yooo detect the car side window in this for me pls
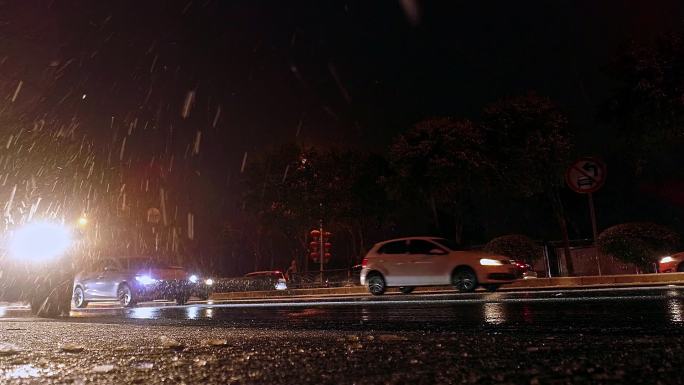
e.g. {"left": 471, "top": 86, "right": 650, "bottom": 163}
{"left": 88, "top": 260, "right": 106, "bottom": 273}
{"left": 103, "top": 259, "right": 121, "bottom": 272}
{"left": 378, "top": 241, "right": 407, "bottom": 254}
{"left": 409, "top": 240, "right": 445, "bottom": 255}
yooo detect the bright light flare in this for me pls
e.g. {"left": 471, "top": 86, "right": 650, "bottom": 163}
{"left": 77, "top": 216, "right": 88, "bottom": 227}
{"left": 660, "top": 256, "right": 675, "bottom": 264}
{"left": 135, "top": 275, "right": 157, "bottom": 285}
{"left": 9, "top": 222, "right": 72, "bottom": 262}
{"left": 480, "top": 258, "right": 504, "bottom": 266}
{"left": 189, "top": 274, "right": 199, "bottom": 283}
{"left": 204, "top": 278, "right": 214, "bottom": 286}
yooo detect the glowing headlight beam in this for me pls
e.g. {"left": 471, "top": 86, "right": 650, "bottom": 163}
{"left": 189, "top": 274, "right": 199, "bottom": 283}
{"left": 135, "top": 275, "right": 157, "bottom": 285}
{"left": 204, "top": 278, "right": 214, "bottom": 286}
{"left": 660, "top": 256, "right": 675, "bottom": 264}
{"left": 480, "top": 258, "right": 504, "bottom": 266}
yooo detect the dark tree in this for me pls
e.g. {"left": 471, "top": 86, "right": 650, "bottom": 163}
{"left": 241, "top": 144, "right": 392, "bottom": 271}
{"left": 484, "top": 234, "right": 542, "bottom": 264}
{"left": 598, "top": 222, "right": 680, "bottom": 270}
{"left": 482, "top": 93, "right": 576, "bottom": 274}
{"left": 602, "top": 29, "right": 684, "bottom": 178}
{"left": 389, "top": 118, "right": 491, "bottom": 243}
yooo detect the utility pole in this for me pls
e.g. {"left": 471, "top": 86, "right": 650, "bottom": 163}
{"left": 319, "top": 219, "right": 324, "bottom": 285}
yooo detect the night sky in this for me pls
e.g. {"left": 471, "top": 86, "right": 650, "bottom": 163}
{"left": 4, "top": 1, "right": 682, "bottom": 146}
{"left": 0, "top": 1, "right": 683, "bottom": 271}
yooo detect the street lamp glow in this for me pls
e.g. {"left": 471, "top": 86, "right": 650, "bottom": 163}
{"left": 9, "top": 222, "right": 73, "bottom": 262}
{"left": 77, "top": 216, "right": 88, "bottom": 227}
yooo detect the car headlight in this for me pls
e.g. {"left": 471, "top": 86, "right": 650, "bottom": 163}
{"left": 480, "top": 258, "right": 504, "bottom": 266}
{"left": 204, "top": 278, "right": 213, "bottom": 286}
{"left": 660, "top": 256, "right": 675, "bottom": 264}
{"left": 189, "top": 274, "right": 199, "bottom": 283}
{"left": 135, "top": 275, "right": 157, "bottom": 285}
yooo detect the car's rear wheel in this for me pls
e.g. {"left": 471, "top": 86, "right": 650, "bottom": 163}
{"left": 73, "top": 286, "right": 88, "bottom": 308}
{"left": 482, "top": 284, "right": 501, "bottom": 292}
{"left": 118, "top": 284, "right": 136, "bottom": 307}
{"left": 399, "top": 286, "right": 414, "bottom": 294}
{"left": 367, "top": 274, "right": 386, "bottom": 295}
{"left": 452, "top": 267, "right": 478, "bottom": 293}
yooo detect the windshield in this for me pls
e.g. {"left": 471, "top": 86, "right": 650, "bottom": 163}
{"left": 122, "top": 258, "right": 171, "bottom": 270}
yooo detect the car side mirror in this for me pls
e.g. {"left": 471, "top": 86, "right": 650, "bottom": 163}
{"left": 430, "top": 248, "right": 446, "bottom": 255}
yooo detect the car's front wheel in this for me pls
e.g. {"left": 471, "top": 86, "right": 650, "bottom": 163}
{"left": 73, "top": 286, "right": 88, "bottom": 308}
{"left": 118, "top": 284, "right": 136, "bottom": 307}
{"left": 367, "top": 274, "right": 386, "bottom": 295}
{"left": 452, "top": 267, "right": 478, "bottom": 293}
{"left": 399, "top": 286, "right": 414, "bottom": 294}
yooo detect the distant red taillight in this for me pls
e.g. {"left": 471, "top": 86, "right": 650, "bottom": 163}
{"left": 361, "top": 258, "right": 368, "bottom": 268}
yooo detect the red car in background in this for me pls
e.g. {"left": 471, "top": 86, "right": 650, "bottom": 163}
{"left": 512, "top": 261, "right": 537, "bottom": 279}
{"left": 658, "top": 253, "right": 684, "bottom": 273}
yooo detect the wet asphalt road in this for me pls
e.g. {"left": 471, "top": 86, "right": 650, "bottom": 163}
{"left": 1, "top": 286, "right": 684, "bottom": 384}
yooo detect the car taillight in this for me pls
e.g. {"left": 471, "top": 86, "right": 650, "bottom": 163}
{"left": 361, "top": 258, "right": 368, "bottom": 268}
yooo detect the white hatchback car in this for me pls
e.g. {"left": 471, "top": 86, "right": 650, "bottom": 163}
{"left": 360, "top": 237, "right": 517, "bottom": 294}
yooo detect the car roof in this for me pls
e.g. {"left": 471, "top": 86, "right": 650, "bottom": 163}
{"left": 374, "top": 236, "right": 444, "bottom": 246}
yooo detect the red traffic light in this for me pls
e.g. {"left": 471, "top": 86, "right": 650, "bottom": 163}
{"left": 310, "top": 229, "right": 321, "bottom": 238}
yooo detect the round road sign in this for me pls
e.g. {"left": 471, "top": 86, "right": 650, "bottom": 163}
{"left": 565, "top": 157, "right": 606, "bottom": 194}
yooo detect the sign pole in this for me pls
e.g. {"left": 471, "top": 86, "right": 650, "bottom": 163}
{"left": 566, "top": 157, "right": 606, "bottom": 277}
{"left": 319, "top": 220, "right": 324, "bottom": 285}
{"left": 587, "top": 192, "right": 601, "bottom": 276}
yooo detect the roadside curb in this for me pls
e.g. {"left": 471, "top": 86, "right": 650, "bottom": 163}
{"left": 210, "top": 273, "right": 684, "bottom": 301}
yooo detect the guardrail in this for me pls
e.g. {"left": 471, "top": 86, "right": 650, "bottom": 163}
{"left": 287, "top": 269, "right": 360, "bottom": 289}
{"left": 210, "top": 272, "right": 684, "bottom": 300}
{"left": 209, "top": 269, "right": 361, "bottom": 292}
